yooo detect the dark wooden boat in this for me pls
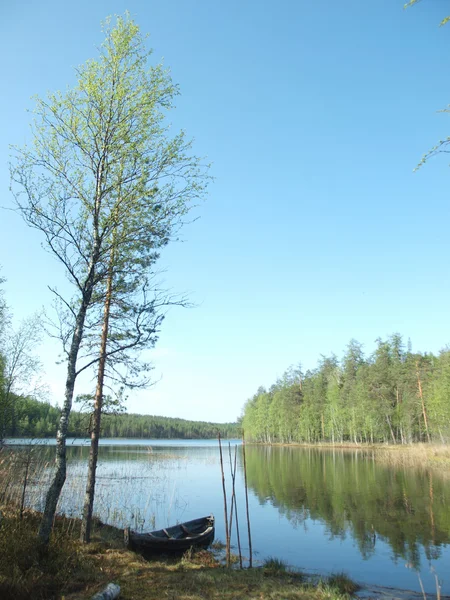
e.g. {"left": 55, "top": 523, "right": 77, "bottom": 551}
{"left": 124, "top": 515, "right": 215, "bottom": 554}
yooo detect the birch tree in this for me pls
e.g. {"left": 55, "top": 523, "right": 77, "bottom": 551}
{"left": 0, "top": 314, "right": 44, "bottom": 441}
{"left": 10, "top": 13, "right": 209, "bottom": 544}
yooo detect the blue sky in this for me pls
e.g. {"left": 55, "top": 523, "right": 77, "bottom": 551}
{"left": 1, "top": 0, "right": 450, "bottom": 422}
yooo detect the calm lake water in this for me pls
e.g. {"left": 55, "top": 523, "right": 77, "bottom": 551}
{"left": 7, "top": 439, "right": 450, "bottom": 595}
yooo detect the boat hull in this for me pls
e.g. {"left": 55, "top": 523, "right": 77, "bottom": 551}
{"left": 125, "top": 515, "right": 215, "bottom": 554}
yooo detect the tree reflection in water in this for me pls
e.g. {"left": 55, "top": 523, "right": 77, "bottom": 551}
{"left": 243, "top": 445, "right": 450, "bottom": 570}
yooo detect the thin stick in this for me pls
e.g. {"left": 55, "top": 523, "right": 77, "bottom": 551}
{"left": 227, "top": 442, "right": 242, "bottom": 566}
{"left": 228, "top": 443, "right": 234, "bottom": 542}
{"left": 218, "top": 432, "right": 230, "bottom": 566}
{"left": 230, "top": 444, "right": 243, "bottom": 568}
{"left": 242, "top": 431, "right": 253, "bottom": 567}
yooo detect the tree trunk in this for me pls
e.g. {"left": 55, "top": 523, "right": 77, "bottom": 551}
{"left": 416, "top": 363, "right": 431, "bottom": 443}
{"left": 38, "top": 292, "right": 93, "bottom": 544}
{"left": 81, "top": 254, "right": 114, "bottom": 543}
{"left": 386, "top": 415, "right": 396, "bottom": 445}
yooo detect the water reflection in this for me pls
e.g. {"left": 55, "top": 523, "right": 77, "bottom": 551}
{"left": 243, "top": 446, "right": 450, "bottom": 571}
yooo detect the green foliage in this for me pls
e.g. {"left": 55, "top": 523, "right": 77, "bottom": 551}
{"left": 242, "top": 334, "right": 450, "bottom": 445}
{"left": 10, "top": 10, "right": 209, "bottom": 395}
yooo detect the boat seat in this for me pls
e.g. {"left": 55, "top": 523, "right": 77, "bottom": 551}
{"left": 180, "top": 524, "right": 195, "bottom": 536}
{"left": 162, "top": 528, "right": 173, "bottom": 538}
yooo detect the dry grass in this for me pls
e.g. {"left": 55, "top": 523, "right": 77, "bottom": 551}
{"left": 372, "top": 444, "right": 450, "bottom": 470}
{"left": 0, "top": 508, "right": 352, "bottom": 600}
{"left": 267, "top": 442, "right": 450, "bottom": 471}
{"left": 0, "top": 509, "right": 96, "bottom": 600}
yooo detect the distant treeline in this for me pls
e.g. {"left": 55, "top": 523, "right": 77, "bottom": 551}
{"left": 242, "top": 334, "right": 450, "bottom": 445}
{"left": 3, "top": 395, "right": 239, "bottom": 439}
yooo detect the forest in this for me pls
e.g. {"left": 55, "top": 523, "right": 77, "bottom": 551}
{"left": 0, "top": 395, "right": 239, "bottom": 440}
{"left": 242, "top": 334, "right": 450, "bottom": 445}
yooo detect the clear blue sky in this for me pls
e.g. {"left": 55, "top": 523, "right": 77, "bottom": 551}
{"left": 1, "top": 0, "right": 450, "bottom": 422}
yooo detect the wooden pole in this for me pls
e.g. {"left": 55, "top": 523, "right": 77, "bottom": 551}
{"left": 241, "top": 431, "right": 253, "bottom": 567}
{"left": 416, "top": 361, "right": 431, "bottom": 443}
{"left": 228, "top": 443, "right": 234, "bottom": 543}
{"left": 218, "top": 432, "right": 230, "bottom": 566}
{"left": 229, "top": 443, "right": 243, "bottom": 568}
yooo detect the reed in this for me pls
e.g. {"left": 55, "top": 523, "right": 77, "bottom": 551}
{"left": 373, "top": 443, "right": 450, "bottom": 470}
{"left": 0, "top": 445, "right": 186, "bottom": 533}
{"left": 326, "top": 571, "right": 360, "bottom": 595}
{"left": 263, "top": 556, "right": 289, "bottom": 573}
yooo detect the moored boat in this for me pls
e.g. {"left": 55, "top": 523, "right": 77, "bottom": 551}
{"left": 124, "top": 515, "right": 215, "bottom": 553}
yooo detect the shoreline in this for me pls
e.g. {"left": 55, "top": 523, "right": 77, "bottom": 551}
{"left": 242, "top": 441, "right": 450, "bottom": 470}
{"left": 0, "top": 506, "right": 357, "bottom": 600}
{"left": 1, "top": 506, "right": 446, "bottom": 600}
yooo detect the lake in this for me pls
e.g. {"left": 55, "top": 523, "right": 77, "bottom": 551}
{"left": 6, "top": 439, "right": 450, "bottom": 595}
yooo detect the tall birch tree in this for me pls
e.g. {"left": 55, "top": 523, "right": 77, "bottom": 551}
{"left": 10, "top": 13, "right": 209, "bottom": 544}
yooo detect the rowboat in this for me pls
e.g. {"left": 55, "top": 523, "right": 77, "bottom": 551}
{"left": 124, "top": 515, "right": 215, "bottom": 553}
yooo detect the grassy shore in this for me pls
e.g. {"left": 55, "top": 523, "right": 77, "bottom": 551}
{"left": 261, "top": 442, "right": 450, "bottom": 470}
{"left": 0, "top": 508, "right": 357, "bottom": 600}
{"left": 371, "top": 443, "right": 450, "bottom": 470}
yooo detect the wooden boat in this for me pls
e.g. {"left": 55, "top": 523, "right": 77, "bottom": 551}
{"left": 124, "top": 515, "right": 215, "bottom": 554}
